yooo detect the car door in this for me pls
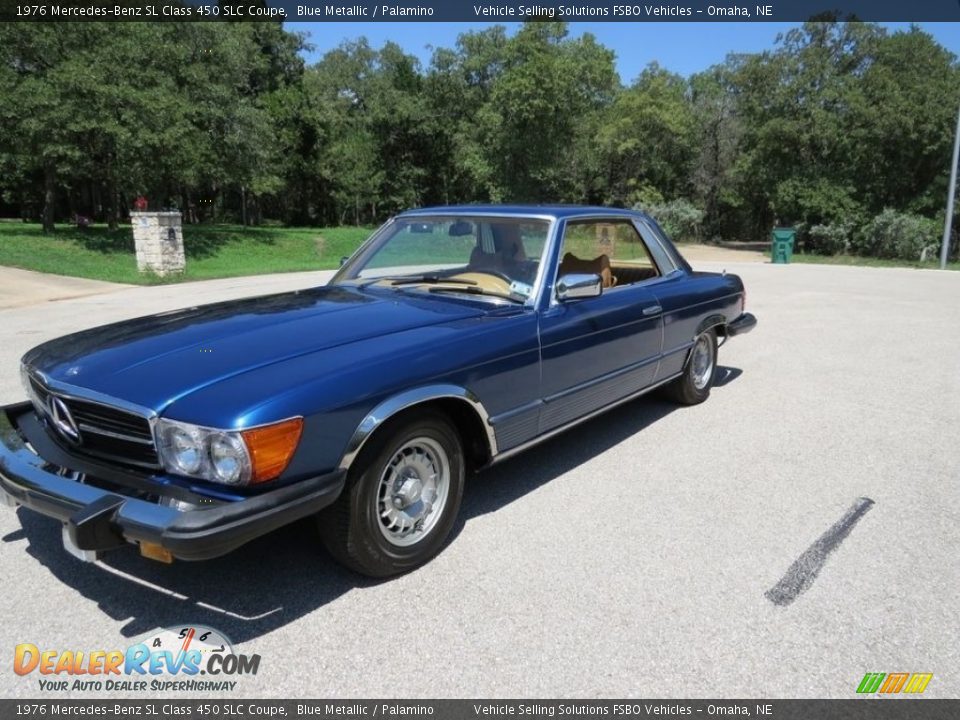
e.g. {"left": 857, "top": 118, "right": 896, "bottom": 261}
{"left": 631, "top": 215, "right": 731, "bottom": 380}
{"left": 537, "top": 218, "right": 664, "bottom": 434}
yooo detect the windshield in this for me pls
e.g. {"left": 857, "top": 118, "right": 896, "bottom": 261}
{"left": 333, "top": 216, "right": 551, "bottom": 302}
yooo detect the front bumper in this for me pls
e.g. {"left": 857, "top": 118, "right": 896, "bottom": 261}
{"left": 0, "top": 402, "right": 346, "bottom": 561}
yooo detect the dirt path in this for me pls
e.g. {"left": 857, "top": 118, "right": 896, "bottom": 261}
{"left": 676, "top": 242, "right": 768, "bottom": 264}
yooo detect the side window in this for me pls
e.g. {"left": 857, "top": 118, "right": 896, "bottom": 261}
{"left": 634, "top": 218, "right": 679, "bottom": 275}
{"left": 558, "top": 220, "right": 661, "bottom": 289}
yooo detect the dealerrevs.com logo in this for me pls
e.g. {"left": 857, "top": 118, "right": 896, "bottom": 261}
{"left": 14, "top": 625, "right": 260, "bottom": 692}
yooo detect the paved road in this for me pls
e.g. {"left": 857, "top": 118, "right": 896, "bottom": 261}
{"left": 0, "top": 266, "right": 129, "bottom": 310}
{"left": 1, "top": 263, "right": 957, "bottom": 699}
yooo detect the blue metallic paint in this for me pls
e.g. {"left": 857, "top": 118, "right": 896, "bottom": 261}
{"left": 19, "top": 207, "right": 750, "bottom": 495}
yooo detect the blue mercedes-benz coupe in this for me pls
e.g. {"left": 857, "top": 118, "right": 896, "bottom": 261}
{"left": 1, "top": 206, "right": 755, "bottom": 576}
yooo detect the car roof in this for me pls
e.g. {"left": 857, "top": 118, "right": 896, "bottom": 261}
{"left": 397, "top": 204, "right": 649, "bottom": 221}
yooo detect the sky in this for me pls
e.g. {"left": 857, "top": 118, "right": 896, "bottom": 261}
{"left": 286, "top": 22, "right": 960, "bottom": 82}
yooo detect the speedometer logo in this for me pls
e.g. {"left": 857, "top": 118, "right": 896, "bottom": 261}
{"left": 146, "top": 625, "right": 234, "bottom": 658}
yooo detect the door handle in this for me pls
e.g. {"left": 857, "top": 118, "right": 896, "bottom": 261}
{"left": 642, "top": 305, "right": 662, "bottom": 316}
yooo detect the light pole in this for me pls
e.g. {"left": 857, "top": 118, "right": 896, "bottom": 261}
{"left": 940, "top": 103, "right": 960, "bottom": 270}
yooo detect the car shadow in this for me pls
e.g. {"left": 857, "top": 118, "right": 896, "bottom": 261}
{"left": 713, "top": 365, "right": 742, "bottom": 387}
{"left": 8, "top": 369, "right": 743, "bottom": 644}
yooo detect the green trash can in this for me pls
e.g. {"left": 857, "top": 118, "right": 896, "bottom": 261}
{"left": 771, "top": 228, "right": 795, "bottom": 264}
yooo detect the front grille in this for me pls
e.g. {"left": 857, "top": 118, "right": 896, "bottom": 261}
{"left": 29, "top": 376, "right": 160, "bottom": 470}
{"left": 29, "top": 376, "right": 50, "bottom": 406}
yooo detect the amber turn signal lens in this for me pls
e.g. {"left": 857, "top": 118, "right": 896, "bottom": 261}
{"left": 242, "top": 417, "right": 304, "bottom": 484}
{"left": 140, "top": 542, "right": 174, "bottom": 564}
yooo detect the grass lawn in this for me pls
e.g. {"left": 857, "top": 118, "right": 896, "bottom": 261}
{"left": 790, "top": 252, "right": 960, "bottom": 271}
{"left": 1, "top": 222, "right": 958, "bottom": 284}
{"left": 0, "top": 222, "right": 373, "bottom": 285}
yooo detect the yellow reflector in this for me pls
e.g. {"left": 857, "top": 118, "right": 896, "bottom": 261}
{"left": 242, "top": 417, "right": 304, "bottom": 484}
{"left": 140, "top": 542, "right": 173, "bottom": 563}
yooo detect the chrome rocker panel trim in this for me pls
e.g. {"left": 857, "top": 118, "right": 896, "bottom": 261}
{"left": 490, "top": 371, "right": 683, "bottom": 465}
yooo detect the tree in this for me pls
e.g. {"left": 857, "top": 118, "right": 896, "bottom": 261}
{"left": 597, "top": 63, "right": 696, "bottom": 207}
{"left": 0, "top": 24, "right": 99, "bottom": 231}
{"left": 690, "top": 58, "right": 745, "bottom": 240}
{"left": 849, "top": 27, "right": 960, "bottom": 215}
{"left": 481, "top": 23, "right": 618, "bottom": 202}
{"left": 2, "top": 18, "right": 958, "bottom": 253}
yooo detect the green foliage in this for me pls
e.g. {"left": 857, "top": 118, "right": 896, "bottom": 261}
{"left": 634, "top": 197, "right": 704, "bottom": 243}
{"left": 0, "top": 19, "right": 958, "bottom": 264}
{"left": 853, "top": 209, "right": 941, "bottom": 260}
{"left": 726, "top": 22, "right": 958, "bottom": 245}
{"left": 0, "top": 21, "right": 305, "bottom": 230}
{"left": 790, "top": 252, "right": 960, "bottom": 270}
{"left": 436, "top": 22, "right": 618, "bottom": 203}
{"left": 689, "top": 62, "right": 743, "bottom": 241}
{"left": 599, "top": 63, "right": 696, "bottom": 207}
{"left": 0, "top": 223, "right": 370, "bottom": 284}
{"left": 806, "top": 222, "right": 854, "bottom": 256}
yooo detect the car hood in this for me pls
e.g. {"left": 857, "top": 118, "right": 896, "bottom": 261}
{"left": 23, "top": 285, "right": 484, "bottom": 414}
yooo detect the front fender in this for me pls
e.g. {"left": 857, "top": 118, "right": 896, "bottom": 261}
{"left": 337, "top": 384, "right": 497, "bottom": 472}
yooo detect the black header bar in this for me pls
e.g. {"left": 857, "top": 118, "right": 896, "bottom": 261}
{"left": 3, "top": 0, "right": 960, "bottom": 22}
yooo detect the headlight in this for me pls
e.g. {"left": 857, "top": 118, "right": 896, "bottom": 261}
{"left": 156, "top": 417, "right": 302, "bottom": 487}
{"left": 168, "top": 426, "right": 203, "bottom": 475}
{"left": 209, "top": 433, "right": 248, "bottom": 485}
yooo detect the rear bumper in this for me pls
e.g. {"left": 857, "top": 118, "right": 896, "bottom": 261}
{"left": 725, "top": 312, "right": 757, "bottom": 337}
{"left": 0, "top": 402, "right": 345, "bottom": 560}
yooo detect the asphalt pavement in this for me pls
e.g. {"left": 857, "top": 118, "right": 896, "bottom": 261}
{"left": 0, "top": 266, "right": 129, "bottom": 310}
{"left": 1, "top": 261, "right": 957, "bottom": 699}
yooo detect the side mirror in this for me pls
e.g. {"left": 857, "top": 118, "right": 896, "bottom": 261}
{"left": 556, "top": 273, "right": 602, "bottom": 301}
{"left": 339, "top": 256, "right": 349, "bottom": 267}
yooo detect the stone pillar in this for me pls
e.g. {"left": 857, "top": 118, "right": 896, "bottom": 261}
{"left": 130, "top": 211, "right": 186, "bottom": 276}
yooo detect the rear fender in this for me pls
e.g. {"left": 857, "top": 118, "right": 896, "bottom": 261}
{"left": 696, "top": 313, "right": 728, "bottom": 338}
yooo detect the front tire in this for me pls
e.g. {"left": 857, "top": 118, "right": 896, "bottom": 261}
{"left": 318, "top": 410, "right": 465, "bottom": 577}
{"left": 665, "top": 329, "right": 717, "bottom": 405}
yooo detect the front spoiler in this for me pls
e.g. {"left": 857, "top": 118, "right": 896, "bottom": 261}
{"left": 0, "top": 402, "right": 345, "bottom": 561}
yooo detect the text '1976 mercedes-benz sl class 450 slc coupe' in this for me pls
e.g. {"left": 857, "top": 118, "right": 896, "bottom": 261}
{"left": 0, "top": 206, "right": 756, "bottom": 576}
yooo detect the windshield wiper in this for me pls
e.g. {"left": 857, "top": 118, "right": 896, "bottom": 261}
{"left": 351, "top": 274, "right": 477, "bottom": 288}
{"left": 388, "top": 274, "right": 477, "bottom": 286}
{"left": 426, "top": 285, "right": 524, "bottom": 303}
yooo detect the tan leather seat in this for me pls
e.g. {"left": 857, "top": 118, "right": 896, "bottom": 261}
{"left": 559, "top": 252, "right": 617, "bottom": 289}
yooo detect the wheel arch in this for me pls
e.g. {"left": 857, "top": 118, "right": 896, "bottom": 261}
{"left": 682, "top": 315, "right": 725, "bottom": 368}
{"left": 337, "top": 385, "right": 497, "bottom": 474}
{"left": 696, "top": 313, "right": 728, "bottom": 338}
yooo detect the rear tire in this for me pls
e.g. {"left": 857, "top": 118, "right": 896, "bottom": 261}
{"left": 665, "top": 329, "right": 717, "bottom": 405}
{"left": 318, "top": 410, "right": 465, "bottom": 577}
